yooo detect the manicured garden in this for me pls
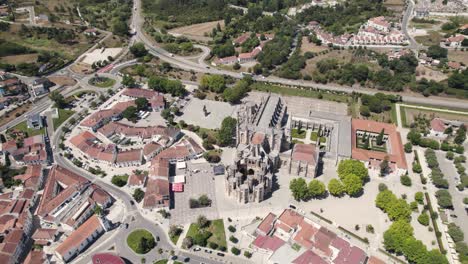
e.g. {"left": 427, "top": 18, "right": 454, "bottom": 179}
{"left": 127, "top": 229, "right": 156, "bottom": 254}
{"left": 185, "top": 217, "right": 227, "bottom": 250}
{"left": 291, "top": 128, "right": 306, "bottom": 139}
{"left": 53, "top": 109, "right": 75, "bottom": 131}
{"left": 88, "top": 76, "right": 116, "bottom": 88}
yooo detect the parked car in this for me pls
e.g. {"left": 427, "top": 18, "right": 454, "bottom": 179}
{"left": 217, "top": 253, "right": 225, "bottom": 257}
{"left": 193, "top": 247, "right": 201, "bottom": 252}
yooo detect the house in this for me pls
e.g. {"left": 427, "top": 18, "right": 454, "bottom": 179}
{"left": 114, "top": 149, "right": 142, "bottom": 167}
{"left": 444, "top": 35, "right": 466, "bottom": 48}
{"left": 30, "top": 78, "right": 53, "bottom": 98}
{"left": 84, "top": 28, "right": 98, "bottom": 36}
{"left": 55, "top": 215, "right": 106, "bottom": 262}
{"left": 32, "top": 228, "right": 58, "bottom": 246}
{"left": 212, "top": 56, "right": 238, "bottom": 66}
{"left": 127, "top": 172, "right": 147, "bottom": 187}
{"left": 92, "top": 253, "right": 125, "bottom": 264}
{"left": 289, "top": 144, "right": 319, "bottom": 177}
{"left": 448, "top": 61, "right": 462, "bottom": 70}
{"left": 26, "top": 114, "right": 43, "bottom": 130}
{"left": 367, "top": 16, "right": 391, "bottom": 33}
{"left": 24, "top": 250, "right": 48, "bottom": 264}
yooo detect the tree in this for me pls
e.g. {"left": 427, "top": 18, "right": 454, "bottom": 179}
{"left": 454, "top": 124, "right": 467, "bottom": 145}
{"left": 407, "top": 129, "right": 422, "bottom": 145}
{"left": 376, "top": 190, "right": 397, "bottom": 211}
{"left": 198, "top": 194, "right": 212, "bottom": 207}
{"left": 383, "top": 220, "right": 414, "bottom": 254}
{"left": 169, "top": 225, "right": 182, "bottom": 238}
{"left": 404, "top": 142, "right": 413, "bottom": 153}
{"left": 427, "top": 45, "right": 448, "bottom": 59}
{"left": 423, "top": 249, "right": 449, "bottom": 264}
{"left": 218, "top": 117, "right": 237, "bottom": 146}
{"left": 387, "top": 199, "right": 412, "bottom": 222}
{"left": 231, "top": 247, "right": 241, "bottom": 255}
{"left": 135, "top": 98, "right": 148, "bottom": 111}
{"left": 342, "top": 174, "right": 363, "bottom": 197}
{"left": 308, "top": 180, "right": 326, "bottom": 198}
{"left": 403, "top": 238, "right": 429, "bottom": 264}
{"left": 182, "top": 237, "right": 193, "bottom": 249}
{"left": 290, "top": 178, "right": 310, "bottom": 201}
{"left": 122, "top": 74, "right": 136, "bottom": 87}
{"left": 200, "top": 74, "right": 226, "bottom": 93}
{"left": 337, "top": 160, "right": 368, "bottom": 182}
{"left": 378, "top": 183, "right": 388, "bottom": 192}
{"left": 328, "top": 179, "right": 345, "bottom": 197}
{"left": 123, "top": 106, "right": 138, "bottom": 122}
{"left": 130, "top": 42, "right": 148, "bottom": 57}
{"left": 376, "top": 128, "right": 385, "bottom": 145}
{"left": 49, "top": 91, "right": 66, "bottom": 108}
{"left": 380, "top": 158, "right": 390, "bottom": 176}
{"left": 133, "top": 188, "right": 145, "bottom": 203}
{"left": 197, "top": 215, "right": 209, "bottom": 228}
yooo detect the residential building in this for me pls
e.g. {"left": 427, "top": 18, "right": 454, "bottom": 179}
{"left": 26, "top": 114, "right": 43, "bottom": 130}
{"left": 55, "top": 215, "right": 106, "bottom": 263}
{"left": 30, "top": 78, "right": 53, "bottom": 98}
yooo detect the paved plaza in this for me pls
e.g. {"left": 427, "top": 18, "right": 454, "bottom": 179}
{"left": 170, "top": 160, "right": 219, "bottom": 224}
{"left": 176, "top": 97, "right": 238, "bottom": 129}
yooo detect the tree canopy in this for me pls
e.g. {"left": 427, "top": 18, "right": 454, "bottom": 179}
{"left": 337, "top": 159, "right": 368, "bottom": 181}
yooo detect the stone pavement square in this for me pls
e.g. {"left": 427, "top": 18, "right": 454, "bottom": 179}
{"left": 175, "top": 97, "right": 238, "bottom": 129}
{"left": 170, "top": 161, "right": 219, "bottom": 225}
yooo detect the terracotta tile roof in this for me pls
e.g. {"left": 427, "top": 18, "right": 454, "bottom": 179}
{"left": 13, "top": 165, "right": 42, "bottom": 182}
{"left": 292, "top": 250, "right": 327, "bottom": 264}
{"left": 32, "top": 228, "right": 57, "bottom": 240}
{"left": 0, "top": 215, "right": 16, "bottom": 234}
{"left": 24, "top": 250, "right": 45, "bottom": 264}
{"left": 81, "top": 100, "right": 135, "bottom": 127}
{"left": 251, "top": 132, "right": 265, "bottom": 145}
{"left": 292, "top": 144, "right": 318, "bottom": 165}
{"left": 90, "top": 185, "right": 111, "bottom": 206}
{"left": 252, "top": 235, "right": 284, "bottom": 251}
{"left": 293, "top": 221, "right": 318, "bottom": 249}
{"left": 257, "top": 212, "right": 276, "bottom": 234}
{"left": 150, "top": 95, "right": 165, "bottom": 109}
{"left": 431, "top": 118, "right": 445, "bottom": 132}
{"left": 149, "top": 158, "right": 170, "bottom": 178}
{"left": 37, "top": 165, "right": 89, "bottom": 217}
{"left": 351, "top": 119, "right": 407, "bottom": 170}
{"left": 233, "top": 32, "right": 250, "bottom": 45}
{"left": 143, "top": 178, "right": 169, "bottom": 208}
{"left": 368, "top": 256, "right": 386, "bottom": 264}
{"left": 276, "top": 209, "right": 304, "bottom": 232}
{"left": 128, "top": 173, "right": 147, "bottom": 186}
{"left": 115, "top": 149, "right": 142, "bottom": 163}
{"left": 23, "top": 135, "right": 44, "bottom": 147}
{"left": 55, "top": 215, "right": 103, "bottom": 258}
{"left": 143, "top": 142, "right": 163, "bottom": 156}
{"left": 5, "top": 228, "right": 23, "bottom": 244}
{"left": 122, "top": 88, "right": 158, "bottom": 99}
{"left": 1, "top": 140, "right": 17, "bottom": 152}
{"left": 98, "top": 122, "right": 180, "bottom": 140}
{"left": 92, "top": 253, "right": 125, "bottom": 264}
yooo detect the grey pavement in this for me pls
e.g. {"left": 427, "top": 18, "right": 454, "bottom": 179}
{"left": 435, "top": 151, "right": 468, "bottom": 244}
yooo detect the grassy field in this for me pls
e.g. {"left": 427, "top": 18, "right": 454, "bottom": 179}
{"left": 250, "top": 83, "right": 348, "bottom": 103}
{"left": 402, "top": 105, "right": 468, "bottom": 127}
{"left": 53, "top": 109, "right": 75, "bottom": 131}
{"left": 186, "top": 219, "right": 227, "bottom": 249}
{"left": 126, "top": 229, "right": 155, "bottom": 254}
{"left": 414, "top": 31, "right": 443, "bottom": 46}
{"left": 9, "top": 120, "right": 45, "bottom": 137}
{"left": 169, "top": 20, "right": 224, "bottom": 42}
{"left": 448, "top": 50, "right": 468, "bottom": 65}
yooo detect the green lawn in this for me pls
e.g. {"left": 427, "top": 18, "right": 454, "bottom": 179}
{"left": 154, "top": 260, "right": 168, "bottom": 264}
{"left": 319, "top": 137, "right": 327, "bottom": 143}
{"left": 291, "top": 128, "right": 306, "bottom": 139}
{"left": 53, "top": 109, "right": 75, "bottom": 131}
{"left": 127, "top": 229, "right": 155, "bottom": 254}
{"left": 310, "top": 131, "right": 318, "bottom": 141}
{"left": 89, "top": 76, "right": 116, "bottom": 88}
{"left": 9, "top": 120, "right": 45, "bottom": 137}
{"left": 186, "top": 219, "right": 227, "bottom": 249}
{"left": 170, "top": 230, "right": 182, "bottom": 245}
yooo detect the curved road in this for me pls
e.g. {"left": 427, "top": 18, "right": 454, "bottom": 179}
{"left": 130, "top": 0, "right": 468, "bottom": 110}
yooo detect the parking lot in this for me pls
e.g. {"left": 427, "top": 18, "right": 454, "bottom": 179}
{"left": 170, "top": 160, "right": 219, "bottom": 224}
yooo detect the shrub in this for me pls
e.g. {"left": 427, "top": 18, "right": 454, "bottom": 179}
{"left": 418, "top": 212, "right": 430, "bottom": 226}
{"left": 435, "top": 190, "right": 453, "bottom": 209}
{"left": 378, "top": 183, "right": 388, "bottom": 192}
{"left": 410, "top": 201, "right": 419, "bottom": 212}
{"left": 244, "top": 251, "right": 252, "bottom": 258}
{"left": 404, "top": 142, "right": 413, "bottom": 153}
{"left": 448, "top": 223, "right": 464, "bottom": 243}
{"left": 231, "top": 247, "right": 241, "bottom": 255}
{"left": 446, "top": 151, "right": 454, "bottom": 160}
{"left": 415, "top": 192, "right": 424, "bottom": 204}
{"left": 228, "top": 225, "right": 236, "bottom": 233}
{"left": 412, "top": 162, "right": 422, "bottom": 173}
{"left": 229, "top": 235, "right": 239, "bottom": 244}
{"left": 209, "top": 242, "right": 218, "bottom": 249}
{"left": 400, "top": 175, "right": 412, "bottom": 186}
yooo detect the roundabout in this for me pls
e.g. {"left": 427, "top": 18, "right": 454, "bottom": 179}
{"left": 127, "top": 229, "right": 156, "bottom": 255}
{"left": 88, "top": 75, "right": 117, "bottom": 88}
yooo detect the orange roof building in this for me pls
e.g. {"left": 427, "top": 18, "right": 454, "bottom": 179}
{"left": 55, "top": 215, "right": 105, "bottom": 262}
{"left": 351, "top": 119, "right": 407, "bottom": 175}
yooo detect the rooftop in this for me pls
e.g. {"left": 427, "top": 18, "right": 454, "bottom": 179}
{"left": 55, "top": 215, "right": 103, "bottom": 257}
